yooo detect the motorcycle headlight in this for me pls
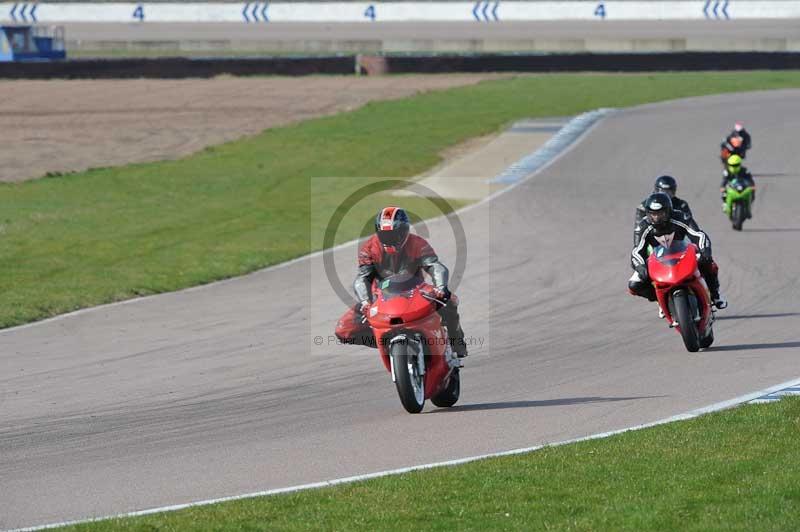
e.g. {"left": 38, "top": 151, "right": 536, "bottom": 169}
{"left": 736, "top": 185, "right": 744, "bottom": 191}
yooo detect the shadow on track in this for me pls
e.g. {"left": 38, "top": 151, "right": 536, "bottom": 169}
{"left": 708, "top": 341, "right": 800, "bottom": 352}
{"left": 742, "top": 228, "right": 800, "bottom": 233}
{"left": 717, "top": 312, "right": 800, "bottom": 321}
{"left": 430, "top": 395, "right": 661, "bottom": 413}
{"left": 754, "top": 173, "right": 795, "bottom": 178}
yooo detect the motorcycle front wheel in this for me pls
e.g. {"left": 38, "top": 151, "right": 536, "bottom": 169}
{"left": 391, "top": 340, "right": 425, "bottom": 413}
{"left": 672, "top": 290, "right": 700, "bottom": 353}
{"left": 732, "top": 202, "right": 744, "bottom": 231}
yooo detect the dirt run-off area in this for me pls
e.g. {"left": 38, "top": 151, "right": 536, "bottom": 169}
{"left": 0, "top": 74, "right": 509, "bottom": 183}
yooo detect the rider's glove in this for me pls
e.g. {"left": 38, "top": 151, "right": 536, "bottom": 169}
{"left": 698, "top": 249, "right": 713, "bottom": 265}
{"left": 634, "top": 264, "right": 648, "bottom": 281}
{"left": 358, "top": 300, "right": 371, "bottom": 315}
{"left": 433, "top": 286, "right": 451, "bottom": 303}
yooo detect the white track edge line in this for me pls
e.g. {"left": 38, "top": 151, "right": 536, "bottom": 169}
{"left": 0, "top": 108, "right": 613, "bottom": 336}
{"left": 13, "top": 376, "right": 800, "bottom": 532}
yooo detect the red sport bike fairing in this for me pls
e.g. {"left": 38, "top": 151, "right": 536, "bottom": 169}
{"left": 647, "top": 240, "right": 715, "bottom": 352}
{"left": 366, "top": 273, "right": 462, "bottom": 413}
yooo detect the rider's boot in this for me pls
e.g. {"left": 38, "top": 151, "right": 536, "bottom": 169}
{"left": 708, "top": 282, "right": 728, "bottom": 309}
{"left": 708, "top": 280, "right": 728, "bottom": 309}
{"left": 701, "top": 261, "right": 727, "bottom": 310}
{"left": 451, "top": 326, "right": 468, "bottom": 358}
{"left": 711, "top": 291, "right": 728, "bottom": 309}
{"left": 439, "top": 303, "right": 468, "bottom": 358}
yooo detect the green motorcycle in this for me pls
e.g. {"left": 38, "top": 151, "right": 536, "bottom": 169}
{"left": 723, "top": 177, "right": 755, "bottom": 231}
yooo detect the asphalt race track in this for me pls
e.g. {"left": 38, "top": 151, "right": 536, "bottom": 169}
{"left": 2, "top": 90, "right": 800, "bottom": 529}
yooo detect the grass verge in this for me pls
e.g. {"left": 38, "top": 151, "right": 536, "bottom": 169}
{"left": 60, "top": 397, "right": 800, "bottom": 531}
{"left": 3, "top": 72, "right": 800, "bottom": 328}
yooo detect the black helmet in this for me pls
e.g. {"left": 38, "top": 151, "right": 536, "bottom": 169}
{"left": 653, "top": 175, "right": 677, "bottom": 197}
{"left": 644, "top": 192, "right": 673, "bottom": 229}
{"left": 375, "top": 206, "right": 410, "bottom": 254}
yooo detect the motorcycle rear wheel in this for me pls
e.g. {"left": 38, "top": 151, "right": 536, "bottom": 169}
{"left": 672, "top": 291, "right": 700, "bottom": 353}
{"left": 431, "top": 369, "right": 460, "bottom": 408}
{"left": 391, "top": 341, "right": 425, "bottom": 414}
{"left": 700, "top": 327, "right": 715, "bottom": 349}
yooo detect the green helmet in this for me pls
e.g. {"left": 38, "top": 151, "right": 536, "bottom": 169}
{"left": 727, "top": 154, "right": 742, "bottom": 175}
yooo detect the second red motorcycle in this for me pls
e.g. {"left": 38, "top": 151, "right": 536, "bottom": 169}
{"left": 648, "top": 240, "right": 715, "bottom": 352}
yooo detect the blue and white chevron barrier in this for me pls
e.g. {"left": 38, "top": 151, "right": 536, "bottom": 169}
{"left": 2, "top": 1, "right": 800, "bottom": 24}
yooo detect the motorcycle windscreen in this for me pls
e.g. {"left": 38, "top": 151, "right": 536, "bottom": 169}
{"left": 728, "top": 178, "right": 754, "bottom": 195}
{"left": 377, "top": 273, "right": 425, "bottom": 301}
{"left": 370, "top": 273, "right": 436, "bottom": 326}
{"left": 648, "top": 240, "right": 698, "bottom": 285}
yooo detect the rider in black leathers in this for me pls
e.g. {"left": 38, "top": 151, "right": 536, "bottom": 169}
{"left": 629, "top": 192, "right": 727, "bottom": 309}
{"left": 634, "top": 175, "right": 698, "bottom": 244}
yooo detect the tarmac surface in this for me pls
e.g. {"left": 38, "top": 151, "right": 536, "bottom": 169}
{"left": 62, "top": 20, "right": 800, "bottom": 42}
{"left": 2, "top": 89, "right": 799, "bottom": 529}
{"left": 63, "top": 20, "right": 800, "bottom": 52}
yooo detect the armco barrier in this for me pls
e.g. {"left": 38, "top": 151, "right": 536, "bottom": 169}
{"left": 1, "top": 51, "right": 800, "bottom": 78}
{"left": 369, "top": 51, "right": 800, "bottom": 73}
{"left": 0, "top": 55, "right": 355, "bottom": 78}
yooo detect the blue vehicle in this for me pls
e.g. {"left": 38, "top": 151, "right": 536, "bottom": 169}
{"left": 0, "top": 25, "right": 65, "bottom": 61}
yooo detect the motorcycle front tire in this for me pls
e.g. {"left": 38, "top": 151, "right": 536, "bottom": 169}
{"left": 391, "top": 341, "right": 425, "bottom": 414}
{"left": 672, "top": 290, "right": 700, "bottom": 353}
{"left": 732, "top": 202, "right": 744, "bottom": 231}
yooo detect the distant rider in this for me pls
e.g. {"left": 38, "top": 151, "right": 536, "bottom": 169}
{"left": 335, "top": 206, "right": 468, "bottom": 357}
{"left": 720, "top": 154, "right": 756, "bottom": 213}
{"left": 629, "top": 192, "right": 727, "bottom": 310}
{"left": 634, "top": 175, "right": 699, "bottom": 244}
{"left": 720, "top": 121, "right": 752, "bottom": 164}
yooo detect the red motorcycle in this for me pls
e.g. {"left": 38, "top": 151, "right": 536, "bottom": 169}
{"left": 648, "top": 240, "right": 715, "bottom": 352}
{"left": 366, "top": 273, "right": 462, "bottom": 413}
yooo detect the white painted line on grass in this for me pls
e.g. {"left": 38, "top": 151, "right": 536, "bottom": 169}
{"left": 12, "top": 376, "right": 800, "bottom": 532}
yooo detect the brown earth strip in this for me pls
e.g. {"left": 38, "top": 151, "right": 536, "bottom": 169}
{"left": 0, "top": 74, "right": 506, "bottom": 182}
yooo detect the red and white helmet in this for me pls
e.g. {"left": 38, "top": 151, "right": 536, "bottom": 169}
{"left": 374, "top": 206, "right": 410, "bottom": 254}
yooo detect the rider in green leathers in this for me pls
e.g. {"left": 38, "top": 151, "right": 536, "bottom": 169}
{"left": 720, "top": 154, "right": 755, "bottom": 213}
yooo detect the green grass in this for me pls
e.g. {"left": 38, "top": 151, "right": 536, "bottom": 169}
{"left": 61, "top": 397, "right": 800, "bottom": 531}
{"left": 3, "top": 72, "right": 800, "bottom": 328}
